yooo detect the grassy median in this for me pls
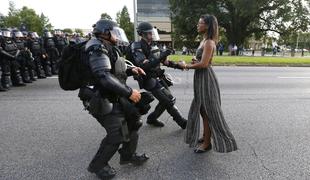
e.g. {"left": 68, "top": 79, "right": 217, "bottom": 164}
{"left": 168, "top": 55, "right": 310, "bottom": 66}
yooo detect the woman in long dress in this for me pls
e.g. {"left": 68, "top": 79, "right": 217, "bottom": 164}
{"left": 180, "top": 15, "right": 238, "bottom": 153}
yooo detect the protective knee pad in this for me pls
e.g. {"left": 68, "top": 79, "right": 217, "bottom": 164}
{"left": 152, "top": 87, "right": 176, "bottom": 107}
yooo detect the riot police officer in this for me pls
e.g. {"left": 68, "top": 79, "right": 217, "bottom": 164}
{"left": 12, "top": 30, "right": 33, "bottom": 83}
{"left": 53, "top": 29, "right": 67, "bottom": 57}
{"left": 42, "top": 30, "right": 59, "bottom": 75}
{"left": 0, "top": 30, "right": 7, "bottom": 91}
{"left": 26, "top": 32, "right": 46, "bottom": 79}
{"left": 130, "top": 22, "right": 187, "bottom": 129}
{"left": 81, "top": 19, "right": 149, "bottom": 179}
{"left": 0, "top": 28, "right": 25, "bottom": 88}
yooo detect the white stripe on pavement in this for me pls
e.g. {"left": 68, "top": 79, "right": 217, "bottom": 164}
{"left": 278, "top": 76, "right": 310, "bottom": 79}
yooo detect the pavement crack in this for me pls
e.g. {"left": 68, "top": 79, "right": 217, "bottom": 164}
{"left": 245, "top": 140, "right": 287, "bottom": 179}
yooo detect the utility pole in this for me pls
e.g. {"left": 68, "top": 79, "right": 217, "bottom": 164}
{"left": 133, "top": 0, "right": 138, "bottom": 41}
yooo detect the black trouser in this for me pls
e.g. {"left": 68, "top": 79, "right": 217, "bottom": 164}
{"left": 88, "top": 104, "right": 139, "bottom": 172}
{"left": 23, "top": 51, "right": 37, "bottom": 80}
{"left": 46, "top": 48, "right": 59, "bottom": 75}
{"left": 10, "top": 58, "right": 24, "bottom": 86}
{"left": 147, "top": 79, "right": 185, "bottom": 123}
{"left": 33, "top": 55, "right": 46, "bottom": 78}
{"left": 17, "top": 53, "right": 31, "bottom": 83}
{"left": 41, "top": 55, "right": 52, "bottom": 76}
{"left": 0, "top": 65, "right": 6, "bottom": 91}
{"left": 0, "top": 58, "right": 11, "bottom": 88}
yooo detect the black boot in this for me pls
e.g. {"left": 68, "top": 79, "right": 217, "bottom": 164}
{"left": 11, "top": 70, "right": 26, "bottom": 86}
{"left": 146, "top": 118, "right": 165, "bottom": 127}
{"left": 29, "top": 69, "right": 37, "bottom": 81}
{"left": 167, "top": 105, "right": 187, "bottom": 129}
{"left": 95, "top": 164, "right": 116, "bottom": 180}
{"left": 35, "top": 58, "right": 46, "bottom": 79}
{"left": 43, "top": 64, "right": 52, "bottom": 77}
{"left": 175, "top": 117, "right": 187, "bottom": 129}
{"left": 147, "top": 103, "right": 166, "bottom": 127}
{"left": 37, "top": 66, "right": 46, "bottom": 79}
{"left": 0, "top": 70, "right": 8, "bottom": 91}
{"left": 0, "top": 77, "right": 7, "bottom": 91}
{"left": 0, "top": 83, "right": 7, "bottom": 91}
{"left": 88, "top": 140, "right": 120, "bottom": 174}
{"left": 1, "top": 73, "right": 11, "bottom": 89}
{"left": 118, "top": 131, "right": 149, "bottom": 165}
{"left": 51, "top": 62, "right": 58, "bottom": 75}
{"left": 21, "top": 68, "right": 32, "bottom": 83}
{"left": 120, "top": 153, "right": 149, "bottom": 165}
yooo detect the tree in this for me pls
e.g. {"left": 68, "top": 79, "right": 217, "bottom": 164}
{"left": 0, "top": 13, "right": 5, "bottom": 28}
{"left": 4, "top": 1, "right": 20, "bottom": 28}
{"left": 116, "top": 6, "right": 134, "bottom": 41}
{"left": 63, "top": 28, "right": 73, "bottom": 34}
{"left": 75, "top": 28, "right": 84, "bottom": 36}
{"left": 169, "top": 0, "right": 310, "bottom": 48}
{"left": 1, "top": 2, "right": 53, "bottom": 35}
{"left": 19, "top": 7, "right": 44, "bottom": 33}
{"left": 100, "top": 13, "right": 112, "bottom": 20}
{"left": 40, "top": 13, "right": 53, "bottom": 31}
{"left": 279, "top": 32, "right": 310, "bottom": 49}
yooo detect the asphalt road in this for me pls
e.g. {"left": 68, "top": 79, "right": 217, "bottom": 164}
{"left": 1, "top": 66, "right": 310, "bottom": 180}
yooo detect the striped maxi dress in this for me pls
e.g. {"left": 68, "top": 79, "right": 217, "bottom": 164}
{"left": 185, "top": 47, "right": 238, "bottom": 153}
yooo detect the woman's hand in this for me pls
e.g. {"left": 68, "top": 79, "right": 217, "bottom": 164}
{"left": 191, "top": 57, "right": 198, "bottom": 64}
{"left": 178, "top": 61, "right": 189, "bottom": 70}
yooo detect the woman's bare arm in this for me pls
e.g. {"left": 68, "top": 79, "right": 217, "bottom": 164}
{"left": 186, "top": 40, "right": 215, "bottom": 69}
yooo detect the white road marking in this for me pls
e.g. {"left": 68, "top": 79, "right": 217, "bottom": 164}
{"left": 47, "top": 76, "right": 59, "bottom": 79}
{"left": 278, "top": 76, "right": 310, "bottom": 79}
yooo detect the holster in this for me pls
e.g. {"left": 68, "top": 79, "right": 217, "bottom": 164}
{"left": 160, "top": 73, "right": 173, "bottom": 87}
{"left": 87, "top": 90, "right": 113, "bottom": 118}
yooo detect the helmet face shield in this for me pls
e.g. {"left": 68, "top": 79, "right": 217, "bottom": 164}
{"left": 45, "top": 32, "right": 53, "bottom": 38}
{"left": 31, "top": 32, "right": 39, "bottom": 38}
{"left": 2, "top": 30, "right": 11, "bottom": 38}
{"left": 152, "top": 28, "right": 160, "bottom": 41}
{"left": 110, "top": 27, "right": 129, "bottom": 46}
{"left": 14, "top": 31, "right": 24, "bottom": 38}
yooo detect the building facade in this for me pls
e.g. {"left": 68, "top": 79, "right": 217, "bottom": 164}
{"left": 137, "top": 0, "right": 172, "bottom": 43}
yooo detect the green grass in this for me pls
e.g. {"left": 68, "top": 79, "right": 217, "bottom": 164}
{"left": 169, "top": 55, "right": 310, "bottom": 66}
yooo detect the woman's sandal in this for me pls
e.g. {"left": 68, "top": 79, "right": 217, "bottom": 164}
{"left": 194, "top": 144, "right": 212, "bottom": 153}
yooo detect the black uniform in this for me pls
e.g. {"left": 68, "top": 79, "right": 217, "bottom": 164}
{"left": 13, "top": 35, "right": 34, "bottom": 83}
{"left": 43, "top": 32, "right": 59, "bottom": 75}
{"left": 53, "top": 35, "right": 67, "bottom": 57}
{"left": 27, "top": 35, "right": 46, "bottom": 78}
{"left": 131, "top": 39, "right": 187, "bottom": 129}
{"left": 0, "top": 42, "right": 7, "bottom": 91}
{"left": 81, "top": 37, "right": 148, "bottom": 178}
{"left": 0, "top": 34, "right": 25, "bottom": 88}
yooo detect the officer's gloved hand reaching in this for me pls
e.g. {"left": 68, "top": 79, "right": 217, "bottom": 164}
{"left": 159, "top": 49, "right": 172, "bottom": 62}
{"left": 131, "top": 67, "right": 146, "bottom": 76}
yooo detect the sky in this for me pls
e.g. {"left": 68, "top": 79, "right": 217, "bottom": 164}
{"left": 0, "top": 0, "right": 134, "bottom": 29}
